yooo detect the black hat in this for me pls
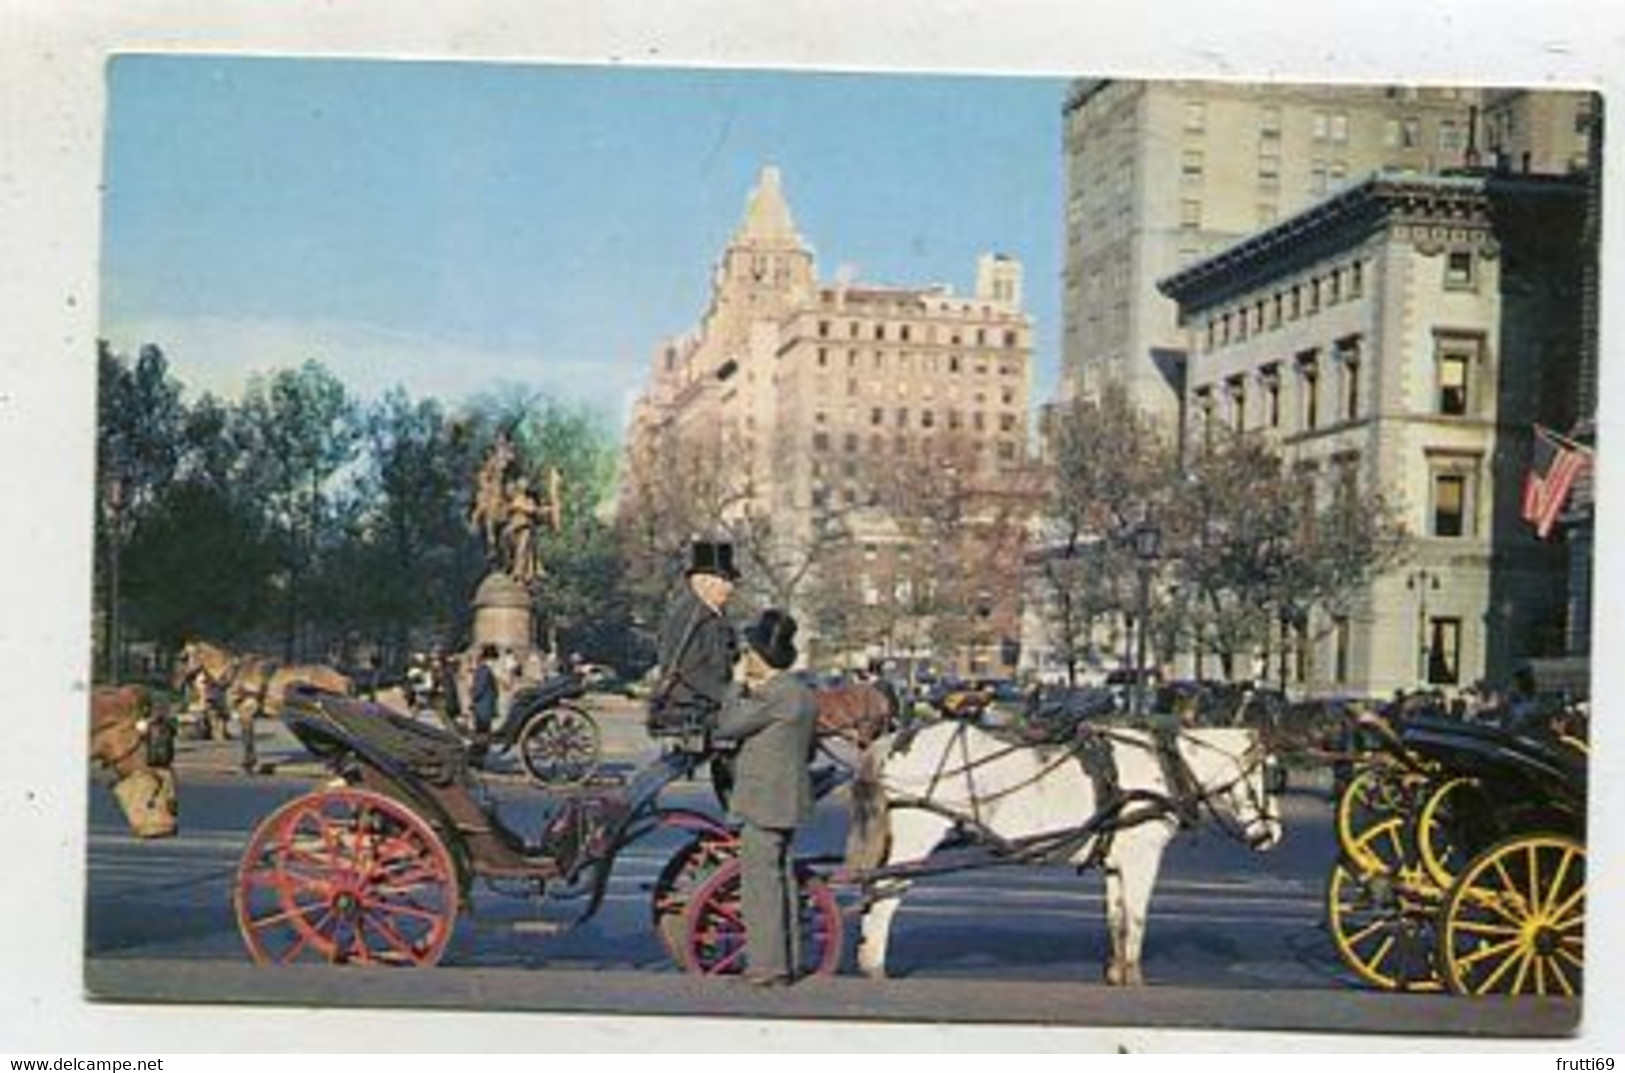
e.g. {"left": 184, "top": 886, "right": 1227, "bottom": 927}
{"left": 744, "top": 609, "right": 798, "bottom": 671}
{"left": 686, "top": 538, "right": 740, "bottom": 581}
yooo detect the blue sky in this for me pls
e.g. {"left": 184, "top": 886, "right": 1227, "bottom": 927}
{"left": 100, "top": 56, "right": 1067, "bottom": 429}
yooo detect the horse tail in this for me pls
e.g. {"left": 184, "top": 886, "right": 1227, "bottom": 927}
{"left": 844, "top": 740, "right": 891, "bottom": 874}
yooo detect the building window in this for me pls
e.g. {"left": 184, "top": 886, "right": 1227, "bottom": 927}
{"left": 1312, "top": 111, "right": 1329, "bottom": 140}
{"left": 849, "top": 321, "right": 861, "bottom": 338}
{"left": 1196, "top": 386, "right": 1215, "bottom": 447}
{"left": 818, "top": 320, "right": 830, "bottom": 338}
{"left": 1427, "top": 617, "right": 1462, "bottom": 685}
{"left": 1332, "top": 615, "right": 1351, "bottom": 684}
{"left": 1384, "top": 118, "right": 1401, "bottom": 148}
{"left": 1227, "top": 375, "right": 1246, "bottom": 433}
{"left": 998, "top": 441, "right": 1017, "bottom": 462}
{"left": 1336, "top": 336, "right": 1362, "bottom": 420}
{"left": 1432, "top": 471, "right": 1471, "bottom": 537}
{"left": 1260, "top": 364, "right": 1282, "bottom": 428}
{"left": 1330, "top": 113, "right": 1349, "bottom": 143}
{"left": 1444, "top": 249, "right": 1476, "bottom": 290}
{"left": 1435, "top": 333, "right": 1483, "bottom": 416}
{"left": 1180, "top": 199, "right": 1202, "bottom": 230}
{"left": 1181, "top": 149, "right": 1205, "bottom": 185}
{"left": 844, "top": 432, "right": 859, "bottom": 453}
{"left": 1349, "top": 259, "right": 1364, "bottom": 298}
{"left": 1402, "top": 117, "right": 1422, "bottom": 149}
{"left": 949, "top": 356, "right": 961, "bottom": 373}
{"left": 1439, "top": 119, "right": 1462, "bottom": 154}
{"left": 875, "top": 323, "right": 886, "bottom": 341}
{"left": 895, "top": 408, "right": 908, "bottom": 428}
{"left": 1260, "top": 104, "right": 1281, "bottom": 138}
{"left": 1004, "top": 329, "right": 1019, "bottom": 347}
{"left": 1310, "top": 161, "right": 1328, "bottom": 194}
{"left": 812, "top": 432, "right": 830, "bottom": 452}
{"left": 1184, "top": 100, "right": 1206, "bottom": 133}
{"left": 1298, "top": 351, "right": 1320, "bottom": 431}
{"left": 871, "top": 407, "right": 884, "bottom": 426}
{"left": 921, "top": 410, "right": 936, "bottom": 429}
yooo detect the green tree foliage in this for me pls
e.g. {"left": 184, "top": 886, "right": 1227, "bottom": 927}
{"left": 232, "top": 361, "right": 361, "bottom": 658}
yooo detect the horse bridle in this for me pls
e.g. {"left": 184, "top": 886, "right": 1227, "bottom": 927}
{"left": 1174, "top": 733, "right": 1278, "bottom": 848}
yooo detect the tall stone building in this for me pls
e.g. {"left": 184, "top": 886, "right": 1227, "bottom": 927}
{"left": 1158, "top": 171, "right": 1588, "bottom": 696}
{"left": 1061, "top": 80, "right": 1596, "bottom": 425}
{"left": 621, "top": 167, "right": 1036, "bottom": 671}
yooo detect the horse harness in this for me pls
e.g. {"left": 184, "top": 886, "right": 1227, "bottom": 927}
{"left": 880, "top": 721, "right": 1267, "bottom": 871}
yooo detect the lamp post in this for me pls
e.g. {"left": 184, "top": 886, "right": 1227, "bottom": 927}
{"left": 1131, "top": 519, "right": 1162, "bottom": 719}
{"left": 1406, "top": 568, "right": 1441, "bottom": 687}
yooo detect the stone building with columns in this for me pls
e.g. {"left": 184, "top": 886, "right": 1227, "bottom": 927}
{"left": 1062, "top": 79, "right": 1596, "bottom": 427}
{"left": 621, "top": 167, "right": 1036, "bottom": 672}
{"left": 1157, "top": 171, "right": 1588, "bottom": 696}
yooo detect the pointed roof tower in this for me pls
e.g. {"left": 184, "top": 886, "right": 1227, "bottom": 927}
{"left": 734, "top": 165, "right": 807, "bottom": 250}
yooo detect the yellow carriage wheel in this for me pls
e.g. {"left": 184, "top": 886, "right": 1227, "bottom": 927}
{"left": 1416, "top": 776, "right": 1485, "bottom": 891}
{"left": 1440, "top": 834, "right": 1585, "bottom": 997}
{"left": 1325, "top": 816, "right": 1444, "bottom": 992}
{"left": 1336, "top": 766, "right": 1414, "bottom": 871}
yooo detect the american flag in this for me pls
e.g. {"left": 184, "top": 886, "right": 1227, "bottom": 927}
{"left": 1521, "top": 425, "right": 1593, "bottom": 540}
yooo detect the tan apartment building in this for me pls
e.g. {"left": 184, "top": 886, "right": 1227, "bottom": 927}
{"left": 1061, "top": 80, "right": 1595, "bottom": 427}
{"left": 621, "top": 167, "right": 1036, "bottom": 672}
{"left": 1158, "top": 171, "right": 1587, "bottom": 697}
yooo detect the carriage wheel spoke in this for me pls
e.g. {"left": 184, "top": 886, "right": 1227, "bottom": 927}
{"left": 1341, "top": 915, "right": 1390, "bottom": 950}
{"left": 1451, "top": 918, "right": 1519, "bottom": 937}
{"left": 1557, "top": 946, "right": 1585, "bottom": 970}
{"left": 1547, "top": 954, "right": 1576, "bottom": 997}
{"left": 1457, "top": 935, "right": 1521, "bottom": 969}
{"left": 1474, "top": 941, "right": 1528, "bottom": 994}
{"left": 1547, "top": 884, "right": 1585, "bottom": 925}
{"left": 1365, "top": 934, "right": 1395, "bottom": 973}
{"left": 1540, "top": 847, "right": 1576, "bottom": 917}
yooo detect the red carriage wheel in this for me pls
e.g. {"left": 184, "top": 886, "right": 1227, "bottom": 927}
{"left": 678, "top": 856, "right": 844, "bottom": 978}
{"left": 234, "top": 787, "right": 459, "bottom": 966}
{"left": 650, "top": 829, "right": 738, "bottom": 963}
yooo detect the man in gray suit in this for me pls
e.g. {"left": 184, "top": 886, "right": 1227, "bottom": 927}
{"left": 715, "top": 608, "right": 817, "bottom": 985}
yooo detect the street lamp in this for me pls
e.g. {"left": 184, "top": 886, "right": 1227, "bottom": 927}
{"left": 1131, "top": 519, "right": 1162, "bottom": 719}
{"left": 1406, "top": 568, "right": 1441, "bottom": 687}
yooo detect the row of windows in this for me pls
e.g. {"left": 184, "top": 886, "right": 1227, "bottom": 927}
{"left": 811, "top": 347, "right": 1023, "bottom": 379}
{"left": 1202, "top": 261, "right": 1366, "bottom": 352}
{"left": 1180, "top": 99, "right": 1466, "bottom": 157}
{"left": 815, "top": 318, "right": 1023, "bottom": 348}
{"left": 1194, "top": 328, "right": 1488, "bottom": 443}
{"left": 812, "top": 408, "right": 1022, "bottom": 444}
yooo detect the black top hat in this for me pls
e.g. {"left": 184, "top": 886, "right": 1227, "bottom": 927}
{"left": 686, "top": 538, "right": 740, "bottom": 581}
{"left": 744, "top": 608, "right": 798, "bottom": 671}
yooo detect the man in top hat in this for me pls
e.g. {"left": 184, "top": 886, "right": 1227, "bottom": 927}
{"left": 653, "top": 538, "right": 742, "bottom": 747}
{"left": 714, "top": 608, "right": 818, "bottom": 985}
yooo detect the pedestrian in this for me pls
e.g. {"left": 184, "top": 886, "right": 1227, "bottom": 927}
{"left": 714, "top": 608, "right": 817, "bottom": 986}
{"left": 650, "top": 538, "right": 741, "bottom": 792}
{"left": 469, "top": 644, "right": 500, "bottom": 765}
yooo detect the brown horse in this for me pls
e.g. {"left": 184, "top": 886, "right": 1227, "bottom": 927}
{"left": 815, "top": 680, "right": 900, "bottom": 750}
{"left": 90, "top": 685, "right": 178, "bottom": 838}
{"left": 175, "top": 640, "right": 354, "bottom": 773}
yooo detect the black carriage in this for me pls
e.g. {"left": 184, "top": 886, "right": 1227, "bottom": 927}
{"left": 232, "top": 685, "right": 853, "bottom": 974}
{"left": 1325, "top": 706, "right": 1586, "bottom": 997}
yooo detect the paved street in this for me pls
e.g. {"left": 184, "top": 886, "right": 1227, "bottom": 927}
{"left": 82, "top": 697, "right": 1578, "bottom": 1037}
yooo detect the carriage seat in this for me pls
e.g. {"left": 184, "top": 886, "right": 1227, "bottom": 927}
{"left": 286, "top": 688, "right": 468, "bottom": 786}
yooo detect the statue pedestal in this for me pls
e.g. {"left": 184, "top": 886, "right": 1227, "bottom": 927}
{"left": 470, "top": 572, "right": 534, "bottom": 657}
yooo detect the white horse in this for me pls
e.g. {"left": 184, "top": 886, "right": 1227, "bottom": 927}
{"left": 847, "top": 720, "right": 1283, "bottom": 984}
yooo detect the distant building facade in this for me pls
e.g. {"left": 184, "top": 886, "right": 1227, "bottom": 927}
{"left": 621, "top": 167, "right": 1036, "bottom": 672}
{"left": 1061, "top": 79, "right": 1595, "bottom": 426}
{"left": 1158, "top": 172, "right": 1588, "bottom": 696}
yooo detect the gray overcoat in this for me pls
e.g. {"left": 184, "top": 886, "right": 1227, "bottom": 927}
{"left": 655, "top": 582, "right": 738, "bottom": 726}
{"left": 715, "top": 674, "right": 818, "bottom": 829}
